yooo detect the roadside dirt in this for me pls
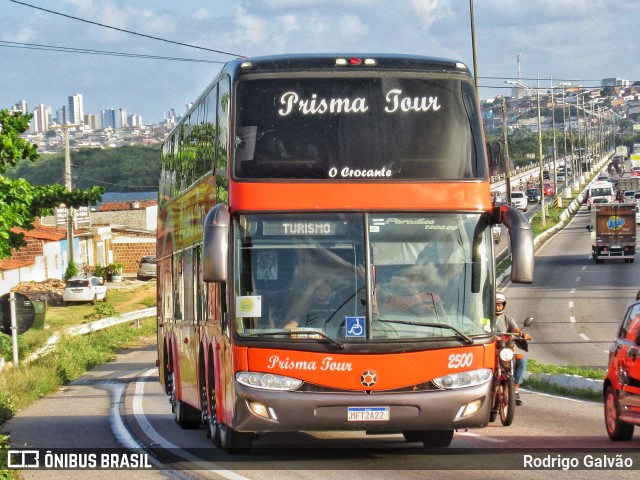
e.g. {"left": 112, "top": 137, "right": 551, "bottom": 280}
{"left": 11, "top": 277, "right": 156, "bottom": 306}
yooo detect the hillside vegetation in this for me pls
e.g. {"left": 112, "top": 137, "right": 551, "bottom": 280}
{"left": 6, "top": 145, "right": 161, "bottom": 194}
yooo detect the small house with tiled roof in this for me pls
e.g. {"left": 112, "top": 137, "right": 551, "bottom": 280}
{"left": 0, "top": 222, "right": 69, "bottom": 295}
{"left": 1, "top": 200, "right": 157, "bottom": 295}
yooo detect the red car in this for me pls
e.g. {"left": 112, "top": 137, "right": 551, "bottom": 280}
{"left": 604, "top": 299, "right": 640, "bottom": 440}
{"left": 543, "top": 183, "right": 554, "bottom": 196}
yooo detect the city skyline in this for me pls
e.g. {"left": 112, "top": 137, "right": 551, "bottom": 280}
{"left": 10, "top": 93, "right": 155, "bottom": 133}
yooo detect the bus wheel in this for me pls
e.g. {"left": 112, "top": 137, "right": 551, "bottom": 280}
{"left": 219, "top": 423, "right": 254, "bottom": 454}
{"left": 170, "top": 372, "right": 201, "bottom": 429}
{"left": 208, "top": 387, "right": 221, "bottom": 447}
{"left": 403, "top": 430, "right": 453, "bottom": 449}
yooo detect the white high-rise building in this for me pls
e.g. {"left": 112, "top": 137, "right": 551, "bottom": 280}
{"left": 68, "top": 93, "right": 84, "bottom": 125}
{"left": 117, "top": 108, "right": 127, "bottom": 129}
{"left": 32, "top": 104, "right": 49, "bottom": 133}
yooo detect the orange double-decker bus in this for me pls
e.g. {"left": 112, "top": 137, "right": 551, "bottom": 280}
{"left": 157, "top": 54, "right": 534, "bottom": 452}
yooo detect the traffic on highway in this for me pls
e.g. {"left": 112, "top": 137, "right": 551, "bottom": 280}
{"left": 6, "top": 153, "right": 640, "bottom": 478}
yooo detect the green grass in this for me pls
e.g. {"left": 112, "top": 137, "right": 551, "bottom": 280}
{"left": 0, "top": 279, "right": 157, "bottom": 479}
{"left": 0, "top": 282, "right": 156, "bottom": 361}
{"left": 0, "top": 318, "right": 156, "bottom": 426}
{"left": 524, "top": 377, "right": 602, "bottom": 402}
{"left": 527, "top": 358, "right": 606, "bottom": 380}
{"left": 524, "top": 359, "right": 605, "bottom": 402}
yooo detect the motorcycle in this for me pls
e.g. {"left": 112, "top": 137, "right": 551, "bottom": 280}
{"left": 489, "top": 317, "right": 534, "bottom": 426}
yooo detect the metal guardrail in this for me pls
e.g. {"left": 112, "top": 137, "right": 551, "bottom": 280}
{"left": 2, "top": 307, "right": 158, "bottom": 369}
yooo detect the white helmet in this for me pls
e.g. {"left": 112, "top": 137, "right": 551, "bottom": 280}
{"left": 496, "top": 291, "right": 507, "bottom": 306}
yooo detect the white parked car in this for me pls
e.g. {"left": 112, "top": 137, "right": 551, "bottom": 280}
{"left": 510, "top": 191, "right": 528, "bottom": 212}
{"left": 63, "top": 276, "right": 108, "bottom": 305}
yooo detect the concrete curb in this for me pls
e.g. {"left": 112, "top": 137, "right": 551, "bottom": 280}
{"left": 525, "top": 372, "right": 603, "bottom": 394}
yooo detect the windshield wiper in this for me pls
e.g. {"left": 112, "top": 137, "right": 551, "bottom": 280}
{"left": 374, "top": 318, "right": 475, "bottom": 345}
{"left": 248, "top": 330, "right": 345, "bottom": 350}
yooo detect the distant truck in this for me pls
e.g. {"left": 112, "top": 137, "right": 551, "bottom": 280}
{"left": 590, "top": 203, "right": 636, "bottom": 263}
{"left": 616, "top": 176, "right": 640, "bottom": 192}
{"left": 616, "top": 145, "right": 629, "bottom": 159}
{"left": 587, "top": 180, "right": 616, "bottom": 210}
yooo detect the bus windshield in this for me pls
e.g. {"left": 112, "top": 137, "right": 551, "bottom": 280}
{"left": 234, "top": 76, "right": 484, "bottom": 180}
{"left": 233, "top": 213, "right": 493, "bottom": 343}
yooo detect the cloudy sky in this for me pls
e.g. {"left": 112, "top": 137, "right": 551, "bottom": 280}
{"left": 2, "top": 0, "right": 638, "bottom": 124}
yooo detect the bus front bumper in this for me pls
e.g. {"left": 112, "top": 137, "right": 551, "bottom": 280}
{"left": 231, "top": 380, "right": 492, "bottom": 433}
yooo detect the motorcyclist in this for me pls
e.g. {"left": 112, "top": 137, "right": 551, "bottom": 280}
{"left": 495, "top": 291, "right": 531, "bottom": 406}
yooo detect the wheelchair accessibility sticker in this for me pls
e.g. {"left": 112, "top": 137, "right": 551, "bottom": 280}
{"left": 345, "top": 316, "right": 366, "bottom": 338}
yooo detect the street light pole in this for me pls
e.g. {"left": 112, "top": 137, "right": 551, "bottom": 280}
{"left": 549, "top": 81, "right": 572, "bottom": 205}
{"left": 504, "top": 76, "right": 546, "bottom": 225}
{"left": 468, "top": 0, "right": 479, "bottom": 95}
{"left": 561, "top": 88, "right": 571, "bottom": 195}
{"left": 501, "top": 98, "right": 512, "bottom": 202}
{"left": 536, "top": 73, "right": 546, "bottom": 226}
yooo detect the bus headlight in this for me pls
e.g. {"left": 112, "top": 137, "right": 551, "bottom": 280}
{"left": 432, "top": 368, "right": 492, "bottom": 390}
{"left": 236, "top": 372, "right": 303, "bottom": 391}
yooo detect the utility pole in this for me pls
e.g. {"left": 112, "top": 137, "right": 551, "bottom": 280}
{"left": 501, "top": 98, "right": 512, "bottom": 204}
{"left": 53, "top": 123, "right": 81, "bottom": 267}
{"left": 469, "top": 0, "right": 479, "bottom": 95}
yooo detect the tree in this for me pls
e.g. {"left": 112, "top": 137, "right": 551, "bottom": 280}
{"left": 0, "top": 109, "right": 103, "bottom": 259}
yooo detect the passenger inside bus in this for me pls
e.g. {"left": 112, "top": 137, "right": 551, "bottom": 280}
{"left": 281, "top": 248, "right": 362, "bottom": 331}
{"left": 375, "top": 263, "right": 448, "bottom": 317}
{"left": 284, "top": 278, "right": 336, "bottom": 329}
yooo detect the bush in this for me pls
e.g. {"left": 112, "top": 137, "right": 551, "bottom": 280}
{"left": 63, "top": 260, "right": 78, "bottom": 281}
{"left": 83, "top": 304, "right": 118, "bottom": 323}
{"left": 0, "top": 334, "right": 25, "bottom": 360}
{"left": 106, "top": 263, "right": 123, "bottom": 276}
{"left": 93, "top": 264, "right": 107, "bottom": 282}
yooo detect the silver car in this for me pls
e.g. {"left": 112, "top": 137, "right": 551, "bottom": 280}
{"left": 136, "top": 255, "right": 157, "bottom": 280}
{"left": 63, "top": 276, "right": 108, "bottom": 305}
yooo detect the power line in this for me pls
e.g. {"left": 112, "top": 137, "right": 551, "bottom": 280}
{"left": 75, "top": 175, "right": 158, "bottom": 190}
{"left": 9, "top": 0, "right": 242, "bottom": 58}
{"left": 0, "top": 40, "right": 226, "bottom": 63}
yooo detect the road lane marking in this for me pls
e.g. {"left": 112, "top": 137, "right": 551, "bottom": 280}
{"left": 569, "top": 301, "right": 574, "bottom": 309}
{"left": 579, "top": 333, "right": 590, "bottom": 341}
{"left": 456, "top": 431, "right": 506, "bottom": 443}
{"left": 581, "top": 266, "right": 586, "bottom": 271}
{"left": 133, "top": 368, "right": 250, "bottom": 480}
{"left": 576, "top": 276, "right": 581, "bottom": 282}
{"left": 570, "top": 316, "right": 576, "bottom": 323}
{"left": 570, "top": 288, "right": 576, "bottom": 294}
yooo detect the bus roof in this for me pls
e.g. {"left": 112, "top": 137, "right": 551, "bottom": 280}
{"left": 223, "top": 53, "right": 472, "bottom": 76}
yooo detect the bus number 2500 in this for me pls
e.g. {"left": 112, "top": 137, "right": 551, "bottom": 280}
{"left": 448, "top": 353, "right": 473, "bottom": 369}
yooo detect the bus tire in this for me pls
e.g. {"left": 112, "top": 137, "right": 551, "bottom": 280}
{"left": 403, "top": 429, "right": 453, "bottom": 448}
{"left": 170, "top": 372, "right": 201, "bottom": 429}
{"left": 219, "top": 423, "right": 254, "bottom": 454}
{"left": 175, "top": 397, "right": 201, "bottom": 429}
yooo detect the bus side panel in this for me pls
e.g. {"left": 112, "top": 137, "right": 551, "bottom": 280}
{"left": 175, "top": 324, "right": 200, "bottom": 409}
